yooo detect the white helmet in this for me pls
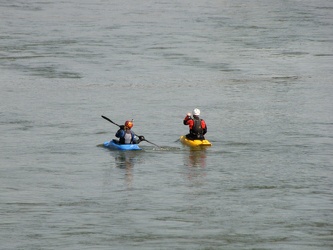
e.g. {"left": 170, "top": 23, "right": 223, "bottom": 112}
{"left": 193, "top": 108, "right": 200, "bottom": 116}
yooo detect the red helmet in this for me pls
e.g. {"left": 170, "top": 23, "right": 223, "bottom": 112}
{"left": 124, "top": 120, "right": 133, "bottom": 129}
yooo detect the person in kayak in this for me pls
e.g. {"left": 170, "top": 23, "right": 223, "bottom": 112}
{"left": 183, "top": 108, "right": 207, "bottom": 140}
{"left": 115, "top": 120, "right": 145, "bottom": 144}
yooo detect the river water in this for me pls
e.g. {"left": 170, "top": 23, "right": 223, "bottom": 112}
{"left": 0, "top": 0, "right": 332, "bottom": 249}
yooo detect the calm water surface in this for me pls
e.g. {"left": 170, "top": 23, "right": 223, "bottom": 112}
{"left": 0, "top": 0, "right": 332, "bottom": 249}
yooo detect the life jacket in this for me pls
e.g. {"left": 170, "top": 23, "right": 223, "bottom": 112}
{"left": 124, "top": 132, "right": 132, "bottom": 144}
{"left": 190, "top": 118, "right": 203, "bottom": 137}
{"left": 117, "top": 130, "right": 135, "bottom": 144}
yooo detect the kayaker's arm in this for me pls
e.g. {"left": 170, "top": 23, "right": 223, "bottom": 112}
{"left": 183, "top": 113, "right": 192, "bottom": 125}
{"left": 202, "top": 120, "right": 207, "bottom": 135}
{"left": 115, "top": 128, "right": 125, "bottom": 138}
{"left": 134, "top": 135, "right": 145, "bottom": 144}
{"left": 138, "top": 136, "right": 145, "bottom": 141}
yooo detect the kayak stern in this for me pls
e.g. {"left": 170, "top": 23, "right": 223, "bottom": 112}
{"left": 103, "top": 140, "right": 142, "bottom": 151}
{"left": 180, "top": 135, "right": 212, "bottom": 147}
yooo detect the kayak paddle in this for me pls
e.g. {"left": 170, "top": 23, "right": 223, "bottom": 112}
{"left": 101, "top": 115, "right": 160, "bottom": 148}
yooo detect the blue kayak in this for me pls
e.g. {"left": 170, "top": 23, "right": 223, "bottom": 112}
{"left": 103, "top": 140, "right": 141, "bottom": 151}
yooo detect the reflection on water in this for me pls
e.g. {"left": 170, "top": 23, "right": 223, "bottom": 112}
{"left": 115, "top": 151, "right": 134, "bottom": 188}
{"left": 183, "top": 148, "right": 208, "bottom": 185}
{"left": 106, "top": 150, "right": 143, "bottom": 189}
{"left": 117, "top": 151, "right": 143, "bottom": 189}
{"left": 114, "top": 151, "right": 138, "bottom": 169}
{"left": 184, "top": 148, "right": 207, "bottom": 168}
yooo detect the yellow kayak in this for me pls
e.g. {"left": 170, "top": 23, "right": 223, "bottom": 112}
{"left": 180, "top": 135, "right": 212, "bottom": 147}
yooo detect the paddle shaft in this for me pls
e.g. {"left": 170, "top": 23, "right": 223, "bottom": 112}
{"left": 141, "top": 139, "right": 160, "bottom": 148}
{"left": 101, "top": 115, "right": 121, "bottom": 127}
{"left": 101, "top": 115, "right": 160, "bottom": 148}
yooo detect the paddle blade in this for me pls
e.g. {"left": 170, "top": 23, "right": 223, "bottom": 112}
{"left": 101, "top": 115, "right": 120, "bottom": 127}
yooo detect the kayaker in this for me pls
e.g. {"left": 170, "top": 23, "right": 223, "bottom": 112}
{"left": 183, "top": 108, "right": 207, "bottom": 140}
{"left": 115, "top": 120, "right": 144, "bottom": 144}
